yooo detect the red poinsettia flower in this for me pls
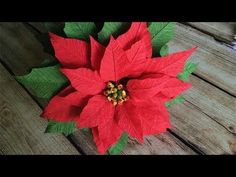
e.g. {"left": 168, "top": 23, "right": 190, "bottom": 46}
{"left": 42, "top": 22, "right": 196, "bottom": 154}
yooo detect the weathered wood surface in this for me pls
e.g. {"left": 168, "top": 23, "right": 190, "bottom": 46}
{"left": 185, "top": 22, "right": 236, "bottom": 45}
{"left": 1, "top": 22, "right": 236, "bottom": 154}
{"left": 0, "top": 64, "right": 80, "bottom": 155}
{"left": 170, "top": 76, "right": 236, "bottom": 154}
{"left": 0, "top": 22, "right": 196, "bottom": 154}
{"left": 169, "top": 23, "right": 236, "bottom": 97}
{"left": 22, "top": 22, "right": 236, "bottom": 154}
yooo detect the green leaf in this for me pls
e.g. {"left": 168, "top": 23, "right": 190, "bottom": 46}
{"left": 160, "top": 44, "right": 169, "bottom": 56}
{"left": 165, "top": 95, "right": 185, "bottom": 108}
{"left": 82, "top": 128, "right": 89, "bottom": 133}
{"left": 98, "top": 22, "right": 130, "bottom": 44}
{"left": 148, "top": 22, "right": 175, "bottom": 57}
{"left": 44, "top": 22, "right": 65, "bottom": 36}
{"left": 64, "top": 22, "right": 97, "bottom": 41}
{"left": 45, "top": 120, "right": 77, "bottom": 136}
{"left": 15, "top": 65, "right": 68, "bottom": 99}
{"left": 108, "top": 133, "right": 128, "bottom": 155}
{"left": 178, "top": 62, "right": 198, "bottom": 81}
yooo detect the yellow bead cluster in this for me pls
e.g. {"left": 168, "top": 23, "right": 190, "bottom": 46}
{"left": 104, "top": 81, "right": 129, "bottom": 106}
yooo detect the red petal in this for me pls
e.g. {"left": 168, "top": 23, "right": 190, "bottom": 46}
{"left": 92, "top": 127, "right": 106, "bottom": 154}
{"left": 99, "top": 36, "right": 130, "bottom": 82}
{"left": 97, "top": 120, "right": 122, "bottom": 154}
{"left": 139, "top": 100, "right": 171, "bottom": 135}
{"left": 116, "top": 100, "right": 143, "bottom": 142}
{"left": 127, "top": 75, "right": 170, "bottom": 100}
{"left": 92, "top": 120, "right": 122, "bottom": 154}
{"left": 144, "top": 47, "right": 197, "bottom": 77}
{"left": 161, "top": 78, "right": 192, "bottom": 99}
{"left": 49, "top": 33, "right": 90, "bottom": 68}
{"left": 90, "top": 36, "right": 105, "bottom": 71}
{"left": 78, "top": 95, "right": 115, "bottom": 128}
{"left": 117, "top": 22, "right": 152, "bottom": 57}
{"left": 41, "top": 86, "right": 89, "bottom": 122}
{"left": 126, "top": 39, "right": 147, "bottom": 63}
{"left": 61, "top": 68, "right": 105, "bottom": 96}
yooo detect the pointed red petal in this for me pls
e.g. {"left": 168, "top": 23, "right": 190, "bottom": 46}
{"left": 78, "top": 95, "right": 114, "bottom": 128}
{"left": 97, "top": 120, "right": 123, "bottom": 154}
{"left": 144, "top": 47, "right": 197, "bottom": 77}
{"left": 116, "top": 100, "right": 143, "bottom": 142}
{"left": 92, "top": 121, "right": 122, "bottom": 154}
{"left": 125, "top": 39, "right": 147, "bottom": 63}
{"left": 100, "top": 36, "right": 130, "bottom": 82}
{"left": 127, "top": 75, "right": 170, "bottom": 100}
{"left": 90, "top": 36, "right": 105, "bottom": 71}
{"left": 41, "top": 86, "right": 89, "bottom": 122}
{"left": 92, "top": 127, "right": 106, "bottom": 154}
{"left": 49, "top": 33, "right": 90, "bottom": 68}
{"left": 61, "top": 68, "right": 105, "bottom": 96}
{"left": 140, "top": 100, "right": 171, "bottom": 135}
{"left": 117, "top": 22, "right": 152, "bottom": 58}
{"left": 161, "top": 78, "right": 192, "bottom": 99}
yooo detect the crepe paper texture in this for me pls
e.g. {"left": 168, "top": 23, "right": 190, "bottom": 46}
{"left": 45, "top": 120, "right": 77, "bottom": 136}
{"left": 16, "top": 22, "right": 198, "bottom": 154}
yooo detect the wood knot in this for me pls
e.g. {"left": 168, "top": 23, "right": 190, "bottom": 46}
{"left": 0, "top": 106, "right": 11, "bottom": 118}
{"left": 228, "top": 126, "right": 236, "bottom": 134}
{"left": 228, "top": 140, "right": 236, "bottom": 154}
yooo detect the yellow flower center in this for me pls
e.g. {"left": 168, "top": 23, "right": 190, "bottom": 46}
{"left": 104, "top": 81, "right": 129, "bottom": 106}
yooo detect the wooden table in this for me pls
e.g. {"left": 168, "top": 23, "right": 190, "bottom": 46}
{"left": 0, "top": 22, "right": 236, "bottom": 155}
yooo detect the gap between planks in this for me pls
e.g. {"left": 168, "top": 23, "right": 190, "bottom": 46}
{"left": 24, "top": 22, "right": 236, "bottom": 154}
{"left": 2, "top": 22, "right": 236, "bottom": 154}
{"left": 0, "top": 62, "right": 80, "bottom": 155}
{"left": 183, "top": 22, "right": 236, "bottom": 47}
{"left": 0, "top": 22, "right": 197, "bottom": 155}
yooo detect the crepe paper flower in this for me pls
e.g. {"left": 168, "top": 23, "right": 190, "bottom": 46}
{"left": 41, "top": 22, "right": 196, "bottom": 154}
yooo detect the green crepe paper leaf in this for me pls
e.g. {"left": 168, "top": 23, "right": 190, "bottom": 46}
{"left": 178, "top": 61, "right": 198, "bottom": 81}
{"left": 44, "top": 22, "right": 65, "bottom": 36}
{"left": 82, "top": 128, "right": 89, "bottom": 132}
{"left": 45, "top": 120, "right": 77, "bottom": 136}
{"left": 15, "top": 65, "right": 68, "bottom": 99}
{"left": 165, "top": 95, "right": 185, "bottom": 107}
{"left": 64, "top": 22, "right": 97, "bottom": 41}
{"left": 98, "top": 22, "right": 130, "bottom": 45}
{"left": 108, "top": 133, "right": 128, "bottom": 155}
{"left": 160, "top": 44, "right": 169, "bottom": 56}
{"left": 148, "top": 22, "right": 175, "bottom": 57}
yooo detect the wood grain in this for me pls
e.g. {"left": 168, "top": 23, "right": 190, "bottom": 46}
{"left": 0, "top": 22, "right": 196, "bottom": 155}
{"left": 29, "top": 22, "right": 236, "bottom": 154}
{"left": 185, "top": 22, "right": 236, "bottom": 45}
{"left": 0, "top": 64, "right": 80, "bottom": 154}
{"left": 72, "top": 130, "right": 196, "bottom": 155}
{"left": 169, "top": 23, "right": 236, "bottom": 97}
{"left": 168, "top": 75, "right": 236, "bottom": 154}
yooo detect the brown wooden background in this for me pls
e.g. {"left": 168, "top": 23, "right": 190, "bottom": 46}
{"left": 0, "top": 22, "right": 236, "bottom": 155}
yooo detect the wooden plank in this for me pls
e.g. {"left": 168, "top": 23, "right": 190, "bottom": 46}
{"left": 185, "top": 22, "right": 236, "bottom": 45}
{"left": 169, "top": 23, "right": 236, "bottom": 97}
{"left": 0, "top": 23, "right": 52, "bottom": 75}
{"left": 0, "top": 64, "right": 80, "bottom": 155}
{"left": 0, "top": 22, "right": 196, "bottom": 154}
{"left": 29, "top": 22, "right": 236, "bottom": 96}
{"left": 72, "top": 130, "right": 196, "bottom": 155}
{"left": 28, "top": 22, "right": 48, "bottom": 33}
{"left": 169, "top": 75, "right": 236, "bottom": 154}
{"left": 27, "top": 22, "right": 236, "bottom": 154}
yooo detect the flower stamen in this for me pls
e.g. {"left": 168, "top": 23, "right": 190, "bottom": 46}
{"left": 104, "top": 81, "right": 129, "bottom": 106}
